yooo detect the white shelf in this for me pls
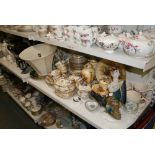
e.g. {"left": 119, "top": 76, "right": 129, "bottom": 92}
{"left": 0, "top": 58, "right": 29, "bottom": 81}
{"left": 27, "top": 78, "right": 149, "bottom": 129}
{"left": 1, "top": 28, "right": 155, "bottom": 72}
{"left": 6, "top": 89, "right": 40, "bottom": 123}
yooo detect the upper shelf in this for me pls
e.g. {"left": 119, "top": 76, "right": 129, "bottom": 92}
{"left": 1, "top": 28, "right": 155, "bottom": 72}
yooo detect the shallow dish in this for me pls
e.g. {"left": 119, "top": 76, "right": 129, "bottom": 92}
{"left": 85, "top": 100, "right": 99, "bottom": 111}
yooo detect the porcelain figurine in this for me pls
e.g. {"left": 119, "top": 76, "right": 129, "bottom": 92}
{"left": 96, "top": 32, "right": 119, "bottom": 53}
{"left": 124, "top": 32, "right": 155, "bottom": 58}
{"left": 81, "top": 63, "right": 95, "bottom": 84}
{"left": 108, "top": 70, "right": 120, "bottom": 93}
{"left": 108, "top": 69, "right": 126, "bottom": 103}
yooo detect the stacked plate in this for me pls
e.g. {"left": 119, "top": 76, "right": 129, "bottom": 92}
{"left": 69, "top": 54, "right": 87, "bottom": 74}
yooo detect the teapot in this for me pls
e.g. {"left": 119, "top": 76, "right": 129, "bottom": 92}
{"left": 96, "top": 32, "right": 119, "bottom": 53}
{"left": 124, "top": 32, "right": 155, "bottom": 58}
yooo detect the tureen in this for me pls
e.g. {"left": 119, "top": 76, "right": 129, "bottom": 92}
{"left": 96, "top": 32, "right": 119, "bottom": 53}
{"left": 124, "top": 32, "right": 155, "bottom": 58}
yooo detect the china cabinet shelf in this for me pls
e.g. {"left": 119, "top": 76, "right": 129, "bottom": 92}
{"left": 27, "top": 78, "right": 150, "bottom": 129}
{"left": 0, "top": 58, "right": 29, "bottom": 81}
{"left": 1, "top": 28, "right": 155, "bottom": 72}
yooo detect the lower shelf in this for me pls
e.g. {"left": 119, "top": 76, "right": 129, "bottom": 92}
{"left": 28, "top": 78, "right": 150, "bottom": 129}
{"left": 6, "top": 89, "right": 57, "bottom": 129}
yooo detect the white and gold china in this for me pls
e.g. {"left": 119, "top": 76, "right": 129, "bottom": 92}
{"left": 54, "top": 77, "right": 76, "bottom": 98}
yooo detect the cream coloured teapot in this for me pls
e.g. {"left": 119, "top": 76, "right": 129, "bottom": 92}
{"left": 123, "top": 32, "right": 155, "bottom": 58}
